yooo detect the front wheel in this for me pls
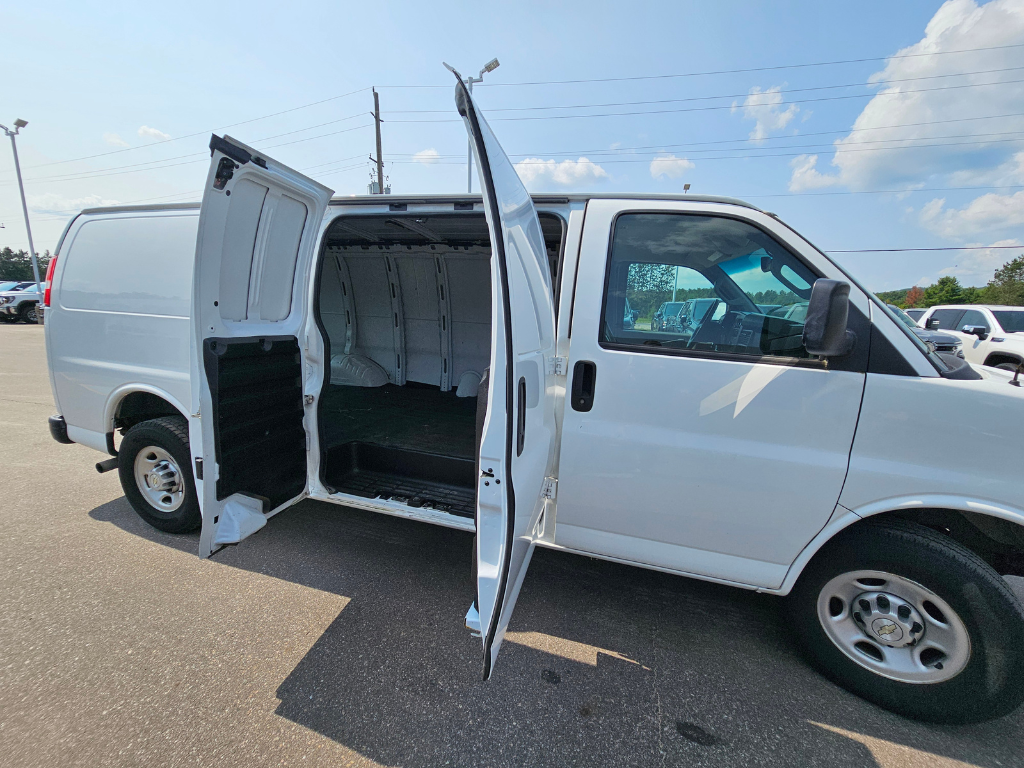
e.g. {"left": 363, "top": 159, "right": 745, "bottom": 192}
{"left": 787, "top": 518, "right": 1024, "bottom": 723}
{"left": 117, "top": 416, "right": 200, "bottom": 533}
{"left": 20, "top": 304, "right": 39, "bottom": 323}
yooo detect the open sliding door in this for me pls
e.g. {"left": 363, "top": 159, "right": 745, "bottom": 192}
{"left": 192, "top": 135, "right": 333, "bottom": 557}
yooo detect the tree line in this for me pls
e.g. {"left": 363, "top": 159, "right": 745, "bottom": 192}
{"left": 0, "top": 248, "right": 51, "bottom": 281}
{"left": 876, "top": 255, "right": 1024, "bottom": 309}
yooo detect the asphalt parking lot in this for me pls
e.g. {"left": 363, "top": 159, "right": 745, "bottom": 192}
{"left": 2, "top": 323, "right": 1023, "bottom": 768}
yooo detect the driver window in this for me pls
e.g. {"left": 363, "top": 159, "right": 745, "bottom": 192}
{"left": 600, "top": 213, "right": 819, "bottom": 360}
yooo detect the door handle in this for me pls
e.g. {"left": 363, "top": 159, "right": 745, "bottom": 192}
{"left": 570, "top": 360, "right": 597, "bottom": 412}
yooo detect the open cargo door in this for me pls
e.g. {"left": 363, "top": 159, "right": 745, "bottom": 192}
{"left": 192, "top": 135, "right": 333, "bottom": 558}
{"left": 450, "top": 69, "right": 559, "bottom": 679}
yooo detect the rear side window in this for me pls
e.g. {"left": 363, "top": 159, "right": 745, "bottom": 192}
{"left": 60, "top": 215, "right": 198, "bottom": 316}
{"left": 928, "top": 308, "right": 966, "bottom": 331}
{"left": 601, "top": 213, "right": 819, "bottom": 361}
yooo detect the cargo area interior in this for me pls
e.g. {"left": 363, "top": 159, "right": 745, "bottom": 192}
{"left": 315, "top": 211, "right": 563, "bottom": 518}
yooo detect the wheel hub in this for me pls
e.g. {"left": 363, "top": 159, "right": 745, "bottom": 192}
{"left": 853, "top": 591, "right": 924, "bottom": 649}
{"left": 133, "top": 446, "right": 185, "bottom": 513}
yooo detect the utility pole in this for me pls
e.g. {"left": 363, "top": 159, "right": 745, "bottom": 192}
{"left": 1, "top": 119, "right": 43, "bottom": 323}
{"left": 464, "top": 58, "right": 500, "bottom": 193}
{"left": 371, "top": 88, "right": 385, "bottom": 194}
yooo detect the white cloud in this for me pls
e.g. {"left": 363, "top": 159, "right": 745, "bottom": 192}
{"left": 650, "top": 154, "right": 694, "bottom": 180}
{"left": 789, "top": 0, "right": 1024, "bottom": 193}
{"left": 919, "top": 238, "right": 1024, "bottom": 285}
{"left": 412, "top": 148, "right": 440, "bottom": 164}
{"left": 788, "top": 155, "right": 839, "bottom": 191}
{"left": 28, "top": 193, "right": 121, "bottom": 215}
{"left": 513, "top": 157, "right": 609, "bottom": 187}
{"left": 103, "top": 132, "right": 129, "bottom": 147}
{"left": 138, "top": 125, "right": 171, "bottom": 141}
{"left": 732, "top": 85, "right": 799, "bottom": 143}
{"left": 919, "top": 190, "right": 1024, "bottom": 237}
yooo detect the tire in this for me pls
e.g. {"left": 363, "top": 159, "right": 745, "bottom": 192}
{"left": 787, "top": 518, "right": 1024, "bottom": 723}
{"left": 117, "top": 416, "right": 201, "bottom": 533}
{"left": 19, "top": 304, "right": 38, "bottom": 323}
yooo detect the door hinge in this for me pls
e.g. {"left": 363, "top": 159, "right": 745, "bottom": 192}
{"left": 541, "top": 477, "right": 557, "bottom": 500}
{"left": 547, "top": 356, "right": 568, "bottom": 376}
{"left": 304, "top": 394, "right": 315, "bottom": 405}
{"left": 194, "top": 457, "right": 204, "bottom": 480}
{"left": 305, "top": 434, "right": 311, "bottom": 451}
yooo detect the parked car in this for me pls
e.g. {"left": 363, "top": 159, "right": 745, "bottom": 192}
{"left": 886, "top": 304, "right": 962, "bottom": 356}
{"left": 0, "top": 281, "right": 42, "bottom": 323}
{"left": 44, "top": 81, "right": 1024, "bottom": 724}
{"left": 678, "top": 297, "right": 721, "bottom": 333}
{"left": 623, "top": 297, "right": 638, "bottom": 330}
{"left": 651, "top": 301, "right": 687, "bottom": 332}
{"left": 917, "top": 304, "right": 1024, "bottom": 371}
{"left": 904, "top": 308, "right": 926, "bottom": 323}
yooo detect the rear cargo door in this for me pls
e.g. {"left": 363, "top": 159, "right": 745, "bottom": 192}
{"left": 453, "top": 72, "right": 558, "bottom": 679}
{"left": 192, "top": 135, "right": 333, "bottom": 558}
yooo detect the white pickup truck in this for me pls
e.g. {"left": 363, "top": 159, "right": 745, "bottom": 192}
{"left": 44, "top": 74, "right": 1024, "bottom": 723}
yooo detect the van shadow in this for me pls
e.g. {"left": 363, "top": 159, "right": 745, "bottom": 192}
{"left": 92, "top": 496, "right": 1023, "bottom": 767}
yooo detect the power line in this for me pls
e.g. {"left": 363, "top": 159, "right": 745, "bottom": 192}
{"left": 387, "top": 77, "right": 1024, "bottom": 124}
{"left": 19, "top": 88, "right": 372, "bottom": 170}
{"left": 386, "top": 66, "right": 1024, "bottom": 114}
{"left": 379, "top": 42, "right": 1024, "bottom": 89}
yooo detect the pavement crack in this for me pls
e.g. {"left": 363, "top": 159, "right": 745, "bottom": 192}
{"left": 651, "top": 610, "right": 665, "bottom": 766}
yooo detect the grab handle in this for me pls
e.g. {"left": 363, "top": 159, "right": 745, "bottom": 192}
{"left": 570, "top": 361, "right": 597, "bottom": 412}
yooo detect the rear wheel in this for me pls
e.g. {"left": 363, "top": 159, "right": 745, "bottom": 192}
{"left": 117, "top": 416, "right": 200, "bottom": 533}
{"left": 19, "top": 304, "right": 38, "bottom": 323}
{"left": 787, "top": 518, "right": 1024, "bottom": 723}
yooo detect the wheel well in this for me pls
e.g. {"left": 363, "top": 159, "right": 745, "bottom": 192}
{"left": 845, "top": 508, "right": 1024, "bottom": 577}
{"left": 113, "top": 392, "right": 183, "bottom": 433}
{"left": 983, "top": 351, "right": 1023, "bottom": 368}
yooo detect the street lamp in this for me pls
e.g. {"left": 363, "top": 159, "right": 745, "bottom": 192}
{"left": 1, "top": 118, "right": 44, "bottom": 322}
{"left": 465, "top": 58, "right": 500, "bottom": 193}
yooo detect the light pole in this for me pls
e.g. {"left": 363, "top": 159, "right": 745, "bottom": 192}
{"left": 1, "top": 119, "right": 43, "bottom": 322}
{"left": 465, "top": 58, "right": 500, "bottom": 193}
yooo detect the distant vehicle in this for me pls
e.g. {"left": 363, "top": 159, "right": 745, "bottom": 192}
{"left": 904, "top": 308, "right": 926, "bottom": 323}
{"left": 623, "top": 297, "right": 638, "bottom": 330}
{"left": 887, "top": 305, "right": 962, "bottom": 357}
{"left": 651, "top": 301, "right": 686, "bottom": 331}
{"left": 0, "top": 281, "right": 22, "bottom": 293}
{"left": 0, "top": 281, "right": 42, "bottom": 323}
{"left": 678, "top": 297, "right": 720, "bottom": 331}
{"left": 756, "top": 303, "right": 782, "bottom": 315}
{"left": 918, "top": 305, "right": 1024, "bottom": 371}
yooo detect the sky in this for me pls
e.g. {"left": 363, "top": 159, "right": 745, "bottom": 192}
{"left": 2, "top": 0, "right": 1024, "bottom": 291}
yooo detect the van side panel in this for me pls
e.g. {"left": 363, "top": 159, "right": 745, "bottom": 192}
{"left": 48, "top": 213, "right": 198, "bottom": 448}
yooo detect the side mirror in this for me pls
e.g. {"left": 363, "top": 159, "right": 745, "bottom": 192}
{"left": 961, "top": 325, "right": 988, "bottom": 340}
{"left": 926, "top": 318, "right": 941, "bottom": 330}
{"left": 802, "top": 279, "right": 856, "bottom": 357}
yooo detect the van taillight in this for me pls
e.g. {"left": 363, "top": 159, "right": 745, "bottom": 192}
{"left": 44, "top": 254, "right": 57, "bottom": 306}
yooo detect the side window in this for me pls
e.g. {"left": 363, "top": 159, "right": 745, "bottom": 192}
{"left": 928, "top": 309, "right": 967, "bottom": 331}
{"left": 958, "top": 309, "right": 989, "bottom": 332}
{"left": 601, "top": 213, "right": 818, "bottom": 360}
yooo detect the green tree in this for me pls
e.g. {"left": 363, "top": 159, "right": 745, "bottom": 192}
{"left": 921, "top": 276, "right": 964, "bottom": 307}
{"left": 0, "top": 247, "right": 50, "bottom": 281}
{"left": 985, "top": 255, "right": 1024, "bottom": 306}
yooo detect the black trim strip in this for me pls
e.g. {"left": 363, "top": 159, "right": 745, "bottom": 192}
{"left": 209, "top": 134, "right": 252, "bottom": 165}
{"left": 597, "top": 341, "right": 827, "bottom": 369}
{"left": 456, "top": 74, "right": 517, "bottom": 681}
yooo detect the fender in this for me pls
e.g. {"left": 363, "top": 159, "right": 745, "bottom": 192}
{"left": 771, "top": 494, "right": 1024, "bottom": 595}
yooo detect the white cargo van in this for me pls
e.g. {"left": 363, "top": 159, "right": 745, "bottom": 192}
{"left": 45, "top": 76, "right": 1024, "bottom": 723}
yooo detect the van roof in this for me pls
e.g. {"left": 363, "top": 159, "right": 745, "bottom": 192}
{"left": 79, "top": 192, "right": 760, "bottom": 216}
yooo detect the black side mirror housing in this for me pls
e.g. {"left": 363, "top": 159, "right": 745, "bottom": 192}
{"left": 803, "top": 279, "right": 856, "bottom": 357}
{"left": 961, "top": 325, "right": 988, "bottom": 340}
{"left": 926, "top": 318, "right": 941, "bottom": 330}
